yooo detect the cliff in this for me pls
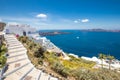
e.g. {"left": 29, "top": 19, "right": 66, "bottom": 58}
{"left": 0, "top": 22, "right": 6, "bottom": 31}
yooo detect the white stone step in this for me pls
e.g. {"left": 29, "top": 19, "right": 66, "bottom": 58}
{"left": 8, "top": 44, "right": 23, "bottom": 47}
{"left": 7, "top": 44, "right": 23, "bottom": 48}
{"left": 4, "top": 35, "right": 14, "bottom": 37}
{"left": 15, "top": 63, "right": 34, "bottom": 79}
{"left": 7, "top": 53, "right": 26, "bottom": 58}
{"left": 5, "top": 38, "right": 17, "bottom": 41}
{"left": 23, "top": 68, "right": 41, "bottom": 80}
{"left": 8, "top": 47, "right": 26, "bottom": 52}
{"left": 4, "top": 35, "right": 15, "bottom": 37}
{"left": 7, "top": 55, "right": 28, "bottom": 64}
{"left": 7, "top": 42, "right": 22, "bottom": 46}
{"left": 19, "top": 67, "right": 34, "bottom": 80}
{"left": 6, "top": 39, "right": 20, "bottom": 42}
{"left": 8, "top": 46, "right": 25, "bottom": 50}
{"left": 36, "top": 70, "right": 42, "bottom": 80}
{"left": 4, "top": 37, "right": 16, "bottom": 39}
{"left": 49, "top": 77, "right": 58, "bottom": 80}
{"left": 4, "top": 60, "right": 30, "bottom": 75}
{"left": 8, "top": 44, "right": 24, "bottom": 49}
{"left": 7, "top": 41, "right": 20, "bottom": 45}
{"left": 5, "top": 38, "right": 17, "bottom": 40}
{"left": 39, "top": 72, "right": 50, "bottom": 80}
{"left": 8, "top": 48, "right": 27, "bottom": 54}
{"left": 3, "top": 62, "right": 30, "bottom": 80}
{"left": 8, "top": 50, "right": 27, "bottom": 56}
{"left": 6, "top": 39, "right": 18, "bottom": 42}
{"left": 8, "top": 51, "right": 26, "bottom": 57}
{"left": 8, "top": 45, "right": 24, "bottom": 49}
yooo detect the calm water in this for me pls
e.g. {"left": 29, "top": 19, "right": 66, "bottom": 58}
{"left": 39, "top": 30, "right": 120, "bottom": 60}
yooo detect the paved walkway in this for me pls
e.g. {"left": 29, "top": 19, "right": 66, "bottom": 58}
{"left": 2, "top": 34, "right": 58, "bottom": 80}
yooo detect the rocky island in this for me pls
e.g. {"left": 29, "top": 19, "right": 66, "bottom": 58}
{"left": 39, "top": 31, "right": 70, "bottom": 36}
{"left": 81, "top": 29, "right": 120, "bottom": 32}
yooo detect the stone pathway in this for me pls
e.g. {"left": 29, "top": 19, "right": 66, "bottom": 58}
{"left": 2, "top": 34, "right": 58, "bottom": 80}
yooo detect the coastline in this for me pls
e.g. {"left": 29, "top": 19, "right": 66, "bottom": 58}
{"left": 43, "top": 30, "right": 120, "bottom": 60}
{"left": 30, "top": 33, "right": 120, "bottom": 70}
{"left": 30, "top": 33, "right": 70, "bottom": 60}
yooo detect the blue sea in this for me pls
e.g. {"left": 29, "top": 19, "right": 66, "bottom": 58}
{"left": 39, "top": 30, "right": 120, "bottom": 60}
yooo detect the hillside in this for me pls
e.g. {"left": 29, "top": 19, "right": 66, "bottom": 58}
{"left": 18, "top": 36, "right": 120, "bottom": 80}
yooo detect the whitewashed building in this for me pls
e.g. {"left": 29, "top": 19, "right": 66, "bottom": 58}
{"left": 4, "top": 23, "right": 37, "bottom": 36}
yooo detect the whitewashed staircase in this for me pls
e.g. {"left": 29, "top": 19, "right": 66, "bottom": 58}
{"left": 2, "top": 34, "right": 58, "bottom": 80}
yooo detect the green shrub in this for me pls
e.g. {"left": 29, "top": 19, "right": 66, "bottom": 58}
{"left": 71, "top": 68, "right": 120, "bottom": 80}
{"left": 0, "top": 55, "right": 7, "bottom": 68}
{"left": 34, "top": 47, "right": 44, "bottom": 58}
{"left": 38, "top": 58, "right": 43, "bottom": 65}
{"left": 0, "top": 43, "right": 7, "bottom": 68}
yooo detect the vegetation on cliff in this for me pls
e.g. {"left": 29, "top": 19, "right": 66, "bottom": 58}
{"left": 18, "top": 36, "right": 120, "bottom": 80}
{"left": 0, "top": 42, "right": 7, "bottom": 68}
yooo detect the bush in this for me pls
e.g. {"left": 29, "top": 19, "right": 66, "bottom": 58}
{"left": 71, "top": 68, "right": 120, "bottom": 80}
{"left": 18, "top": 36, "right": 28, "bottom": 43}
{"left": 0, "top": 55, "right": 7, "bottom": 68}
{"left": 0, "top": 43, "right": 7, "bottom": 68}
{"left": 38, "top": 58, "right": 43, "bottom": 65}
{"left": 61, "top": 67, "right": 71, "bottom": 77}
{"left": 34, "top": 47, "right": 44, "bottom": 58}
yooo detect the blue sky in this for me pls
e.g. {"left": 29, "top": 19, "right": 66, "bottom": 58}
{"left": 0, "top": 0, "right": 120, "bottom": 29}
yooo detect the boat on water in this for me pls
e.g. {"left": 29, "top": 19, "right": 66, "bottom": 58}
{"left": 76, "top": 36, "right": 79, "bottom": 39}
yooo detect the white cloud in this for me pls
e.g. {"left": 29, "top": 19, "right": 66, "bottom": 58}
{"left": 74, "top": 19, "right": 81, "bottom": 23}
{"left": 74, "top": 19, "right": 89, "bottom": 23}
{"left": 74, "top": 20, "right": 79, "bottom": 23}
{"left": 81, "top": 19, "right": 89, "bottom": 23}
{"left": 36, "top": 13, "right": 47, "bottom": 18}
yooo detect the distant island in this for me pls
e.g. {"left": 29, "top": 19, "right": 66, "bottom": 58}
{"left": 81, "top": 29, "right": 120, "bottom": 32}
{"left": 39, "top": 31, "right": 70, "bottom": 36}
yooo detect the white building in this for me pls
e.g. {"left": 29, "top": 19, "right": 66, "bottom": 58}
{"left": 30, "top": 34, "right": 70, "bottom": 60}
{"left": 4, "top": 23, "right": 36, "bottom": 36}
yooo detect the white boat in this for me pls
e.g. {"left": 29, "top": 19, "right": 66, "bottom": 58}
{"left": 76, "top": 36, "right": 79, "bottom": 39}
